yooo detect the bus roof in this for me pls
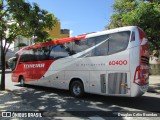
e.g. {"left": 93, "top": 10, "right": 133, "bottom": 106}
{"left": 86, "top": 26, "right": 137, "bottom": 38}
{"left": 17, "top": 26, "right": 138, "bottom": 52}
{"left": 17, "top": 34, "right": 86, "bottom": 52}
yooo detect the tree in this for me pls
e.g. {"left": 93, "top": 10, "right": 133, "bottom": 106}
{"left": 108, "top": 0, "right": 138, "bottom": 28}
{"left": 0, "top": 0, "right": 56, "bottom": 90}
{"left": 107, "top": 0, "right": 160, "bottom": 51}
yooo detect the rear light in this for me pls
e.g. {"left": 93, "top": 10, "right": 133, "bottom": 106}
{"left": 134, "top": 66, "right": 140, "bottom": 84}
{"left": 134, "top": 66, "right": 145, "bottom": 86}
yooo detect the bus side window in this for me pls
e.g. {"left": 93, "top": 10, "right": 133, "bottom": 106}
{"left": 32, "top": 47, "right": 50, "bottom": 61}
{"left": 64, "top": 42, "right": 75, "bottom": 55}
{"left": 49, "top": 45, "right": 55, "bottom": 59}
{"left": 87, "top": 37, "right": 96, "bottom": 57}
{"left": 108, "top": 31, "right": 130, "bottom": 55}
{"left": 94, "top": 35, "right": 109, "bottom": 56}
{"left": 131, "top": 31, "right": 135, "bottom": 41}
{"left": 72, "top": 39, "right": 89, "bottom": 54}
{"left": 20, "top": 50, "right": 32, "bottom": 62}
{"left": 39, "top": 47, "right": 50, "bottom": 60}
{"left": 19, "top": 54, "right": 25, "bottom": 62}
{"left": 49, "top": 45, "right": 70, "bottom": 59}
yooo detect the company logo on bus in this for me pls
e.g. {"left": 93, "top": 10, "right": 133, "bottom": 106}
{"left": 24, "top": 64, "right": 45, "bottom": 69}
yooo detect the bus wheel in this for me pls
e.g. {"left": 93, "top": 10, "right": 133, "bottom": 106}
{"left": 19, "top": 76, "right": 25, "bottom": 87}
{"left": 70, "top": 81, "right": 84, "bottom": 98}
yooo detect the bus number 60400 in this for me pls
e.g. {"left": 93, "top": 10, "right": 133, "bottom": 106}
{"left": 109, "top": 60, "right": 128, "bottom": 65}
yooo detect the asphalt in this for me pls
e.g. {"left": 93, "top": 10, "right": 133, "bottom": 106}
{"left": 0, "top": 72, "right": 160, "bottom": 119}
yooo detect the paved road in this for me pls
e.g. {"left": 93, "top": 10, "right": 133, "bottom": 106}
{"left": 4, "top": 73, "right": 160, "bottom": 120}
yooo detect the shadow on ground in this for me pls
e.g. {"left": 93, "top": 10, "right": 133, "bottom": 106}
{"left": 10, "top": 84, "right": 160, "bottom": 118}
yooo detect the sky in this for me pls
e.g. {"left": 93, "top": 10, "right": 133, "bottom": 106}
{"left": 27, "top": 0, "right": 115, "bottom": 36}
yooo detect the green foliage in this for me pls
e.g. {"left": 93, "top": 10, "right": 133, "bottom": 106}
{"left": 17, "top": 43, "right": 27, "bottom": 47}
{"left": 108, "top": 0, "right": 160, "bottom": 51}
{"left": 0, "top": 0, "right": 56, "bottom": 46}
{"left": 0, "top": 0, "right": 56, "bottom": 90}
{"left": 112, "top": 0, "right": 137, "bottom": 14}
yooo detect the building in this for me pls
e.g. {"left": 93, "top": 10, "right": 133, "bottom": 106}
{"left": 14, "top": 20, "right": 70, "bottom": 52}
{"left": 47, "top": 20, "right": 70, "bottom": 39}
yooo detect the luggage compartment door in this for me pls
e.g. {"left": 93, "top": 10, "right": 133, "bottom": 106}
{"left": 106, "top": 72, "right": 131, "bottom": 96}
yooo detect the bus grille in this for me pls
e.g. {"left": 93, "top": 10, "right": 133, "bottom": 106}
{"left": 108, "top": 73, "right": 127, "bottom": 94}
{"left": 141, "top": 56, "right": 149, "bottom": 64}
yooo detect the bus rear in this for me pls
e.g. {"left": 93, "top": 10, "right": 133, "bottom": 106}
{"left": 130, "top": 27, "right": 149, "bottom": 97}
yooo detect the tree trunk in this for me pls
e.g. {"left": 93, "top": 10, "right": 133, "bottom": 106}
{"left": 0, "top": 42, "right": 5, "bottom": 90}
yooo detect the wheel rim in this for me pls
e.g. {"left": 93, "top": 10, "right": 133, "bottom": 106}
{"left": 73, "top": 84, "right": 81, "bottom": 95}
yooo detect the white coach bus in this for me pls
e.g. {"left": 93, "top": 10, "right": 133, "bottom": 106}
{"left": 8, "top": 26, "right": 149, "bottom": 97}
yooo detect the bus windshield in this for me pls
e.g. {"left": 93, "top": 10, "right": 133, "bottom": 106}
{"left": 8, "top": 53, "right": 19, "bottom": 71}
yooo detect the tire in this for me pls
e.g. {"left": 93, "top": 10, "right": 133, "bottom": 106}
{"left": 19, "top": 76, "right": 25, "bottom": 87}
{"left": 70, "top": 81, "right": 84, "bottom": 98}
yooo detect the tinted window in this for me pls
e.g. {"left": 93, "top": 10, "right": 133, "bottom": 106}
{"left": 8, "top": 54, "right": 19, "bottom": 70}
{"left": 19, "top": 31, "right": 130, "bottom": 61}
{"left": 20, "top": 50, "right": 33, "bottom": 62}
{"left": 84, "top": 37, "right": 96, "bottom": 57}
{"left": 131, "top": 31, "right": 135, "bottom": 41}
{"left": 50, "top": 44, "right": 70, "bottom": 59}
{"left": 20, "top": 46, "right": 51, "bottom": 62}
{"left": 64, "top": 42, "right": 75, "bottom": 55}
{"left": 72, "top": 39, "right": 89, "bottom": 54}
{"left": 87, "top": 37, "right": 96, "bottom": 47}
{"left": 33, "top": 47, "right": 50, "bottom": 61}
{"left": 108, "top": 31, "right": 130, "bottom": 55}
{"left": 94, "top": 35, "right": 109, "bottom": 56}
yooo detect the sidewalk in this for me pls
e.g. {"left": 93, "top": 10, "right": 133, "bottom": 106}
{"left": 147, "top": 75, "right": 160, "bottom": 93}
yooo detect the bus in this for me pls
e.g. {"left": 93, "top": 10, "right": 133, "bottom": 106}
{"left": 8, "top": 26, "right": 149, "bottom": 97}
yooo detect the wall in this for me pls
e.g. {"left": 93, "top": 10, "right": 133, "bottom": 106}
{"left": 46, "top": 20, "right": 70, "bottom": 39}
